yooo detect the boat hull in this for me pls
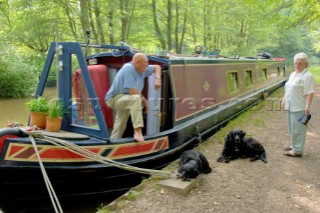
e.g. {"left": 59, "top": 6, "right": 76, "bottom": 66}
{"left": 0, "top": 129, "right": 197, "bottom": 212}
{"left": 1, "top": 163, "right": 157, "bottom": 212}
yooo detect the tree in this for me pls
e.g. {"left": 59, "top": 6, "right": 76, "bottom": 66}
{"left": 1, "top": 0, "right": 58, "bottom": 54}
{"left": 93, "top": 0, "right": 105, "bottom": 44}
{"left": 151, "top": 0, "right": 166, "bottom": 50}
{"left": 79, "top": 0, "right": 90, "bottom": 40}
{"left": 120, "top": 0, "right": 136, "bottom": 42}
{"left": 0, "top": 0, "right": 319, "bottom": 57}
{"left": 57, "top": 0, "right": 80, "bottom": 41}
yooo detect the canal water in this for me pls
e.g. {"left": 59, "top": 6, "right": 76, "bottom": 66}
{"left": 0, "top": 97, "right": 32, "bottom": 128}
{"left": 0, "top": 86, "right": 59, "bottom": 128}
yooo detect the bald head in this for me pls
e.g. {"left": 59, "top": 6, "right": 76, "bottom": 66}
{"left": 132, "top": 53, "right": 149, "bottom": 73}
{"left": 132, "top": 53, "right": 148, "bottom": 62}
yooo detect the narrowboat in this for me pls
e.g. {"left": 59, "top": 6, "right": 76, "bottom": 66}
{"left": 0, "top": 42, "right": 286, "bottom": 212}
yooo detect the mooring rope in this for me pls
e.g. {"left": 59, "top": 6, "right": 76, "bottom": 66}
{"left": 29, "top": 134, "right": 63, "bottom": 213}
{"left": 42, "top": 135, "right": 172, "bottom": 177}
{"left": 23, "top": 129, "right": 173, "bottom": 178}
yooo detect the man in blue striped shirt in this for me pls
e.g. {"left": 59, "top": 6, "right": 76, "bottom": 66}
{"left": 106, "top": 53, "right": 161, "bottom": 142}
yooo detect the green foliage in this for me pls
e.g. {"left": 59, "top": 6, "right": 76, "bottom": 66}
{"left": 96, "top": 203, "right": 109, "bottom": 213}
{"left": 309, "top": 66, "right": 320, "bottom": 83}
{"left": 0, "top": 0, "right": 319, "bottom": 73}
{"left": 47, "top": 100, "right": 64, "bottom": 118}
{"left": 125, "top": 190, "right": 140, "bottom": 200}
{"left": 0, "top": 47, "right": 39, "bottom": 98}
{"left": 25, "top": 97, "right": 49, "bottom": 113}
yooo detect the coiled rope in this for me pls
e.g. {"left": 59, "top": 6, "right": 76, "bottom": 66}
{"left": 23, "top": 129, "right": 173, "bottom": 177}
{"left": 40, "top": 135, "right": 172, "bottom": 177}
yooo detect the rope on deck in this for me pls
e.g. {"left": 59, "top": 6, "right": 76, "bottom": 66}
{"left": 23, "top": 129, "right": 173, "bottom": 178}
{"left": 29, "top": 133, "right": 63, "bottom": 213}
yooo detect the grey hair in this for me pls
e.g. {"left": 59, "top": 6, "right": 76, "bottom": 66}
{"left": 293, "top": 52, "right": 309, "bottom": 67}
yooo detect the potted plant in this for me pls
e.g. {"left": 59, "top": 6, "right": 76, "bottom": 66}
{"left": 25, "top": 97, "right": 49, "bottom": 128}
{"left": 46, "top": 100, "right": 64, "bottom": 132}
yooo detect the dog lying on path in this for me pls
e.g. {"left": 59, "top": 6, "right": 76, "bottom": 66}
{"left": 178, "top": 150, "right": 212, "bottom": 181}
{"left": 217, "top": 129, "right": 267, "bottom": 163}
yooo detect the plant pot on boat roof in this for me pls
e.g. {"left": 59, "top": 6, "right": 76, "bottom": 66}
{"left": 46, "top": 100, "right": 64, "bottom": 132}
{"left": 25, "top": 97, "right": 49, "bottom": 129}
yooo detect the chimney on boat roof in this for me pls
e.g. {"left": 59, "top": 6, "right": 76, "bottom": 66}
{"left": 257, "top": 52, "right": 271, "bottom": 59}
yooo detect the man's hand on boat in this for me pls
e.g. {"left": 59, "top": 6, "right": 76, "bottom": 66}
{"left": 154, "top": 65, "right": 162, "bottom": 90}
{"left": 142, "top": 96, "right": 149, "bottom": 114}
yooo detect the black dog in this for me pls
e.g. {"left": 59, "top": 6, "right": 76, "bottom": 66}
{"left": 178, "top": 150, "right": 212, "bottom": 181}
{"left": 217, "top": 129, "right": 267, "bottom": 163}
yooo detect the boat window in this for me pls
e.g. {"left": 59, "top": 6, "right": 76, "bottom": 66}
{"left": 71, "top": 54, "right": 100, "bottom": 130}
{"left": 277, "top": 66, "right": 281, "bottom": 76}
{"left": 244, "top": 70, "right": 253, "bottom": 87}
{"left": 261, "top": 68, "right": 267, "bottom": 81}
{"left": 227, "top": 71, "right": 239, "bottom": 93}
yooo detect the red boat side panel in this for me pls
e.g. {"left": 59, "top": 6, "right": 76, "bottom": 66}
{"left": 110, "top": 143, "right": 154, "bottom": 157}
{"left": 4, "top": 137, "right": 169, "bottom": 162}
{"left": 40, "top": 147, "right": 102, "bottom": 159}
{"left": 8, "top": 143, "right": 24, "bottom": 156}
{"left": 170, "top": 64, "right": 229, "bottom": 121}
{"left": 14, "top": 147, "right": 43, "bottom": 159}
{"left": 161, "top": 139, "right": 169, "bottom": 149}
{"left": 154, "top": 138, "right": 169, "bottom": 150}
{"left": 170, "top": 62, "right": 282, "bottom": 122}
{"left": 6, "top": 144, "right": 102, "bottom": 160}
{"left": 0, "top": 135, "right": 18, "bottom": 154}
{"left": 153, "top": 139, "right": 164, "bottom": 150}
{"left": 109, "top": 137, "right": 169, "bottom": 159}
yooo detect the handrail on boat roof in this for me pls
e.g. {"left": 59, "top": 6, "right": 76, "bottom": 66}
{"left": 80, "top": 42, "right": 132, "bottom": 51}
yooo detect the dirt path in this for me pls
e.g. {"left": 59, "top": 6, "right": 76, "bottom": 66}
{"left": 104, "top": 85, "right": 320, "bottom": 213}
